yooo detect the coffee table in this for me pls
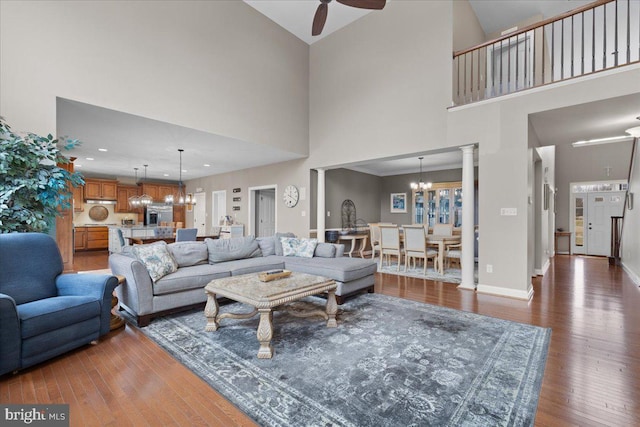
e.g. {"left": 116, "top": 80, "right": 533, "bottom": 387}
{"left": 204, "top": 272, "right": 337, "bottom": 359}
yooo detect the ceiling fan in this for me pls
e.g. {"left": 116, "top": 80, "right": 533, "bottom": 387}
{"left": 312, "top": 0, "right": 386, "bottom": 36}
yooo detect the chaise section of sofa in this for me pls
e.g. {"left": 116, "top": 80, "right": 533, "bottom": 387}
{"left": 109, "top": 235, "right": 377, "bottom": 326}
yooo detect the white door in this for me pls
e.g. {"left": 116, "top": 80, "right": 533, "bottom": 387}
{"left": 193, "top": 192, "right": 206, "bottom": 235}
{"left": 211, "top": 190, "right": 226, "bottom": 232}
{"left": 586, "top": 192, "right": 625, "bottom": 256}
{"left": 256, "top": 189, "right": 276, "bottom": 237}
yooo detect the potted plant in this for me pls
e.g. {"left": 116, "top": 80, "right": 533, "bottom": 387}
{"left": 0, "top": 117, "right": 84, "bottom": 233}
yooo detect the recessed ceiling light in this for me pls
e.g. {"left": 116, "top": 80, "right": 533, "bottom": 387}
{"left": 204, "top": 164, "right": 210, "bottom": 167}
{"left": 75, "top": 164, "right": 82, "bottom": 168}
{"left": 98, "top": 148, "right": 107, "bottom": 152}
{"left": 86, "top": 157, "right": 94, "bottom": 160}
{"left": 626, "top": 126, "right": 640, "bottom": 137}
{"left": 163, "top": 173, "right": 169, "bottom": 177}
{"left": 182, "top": 169, "right": 187, "bottom": 173}
{"left": 571, "top": 135, "right": 633, "bottom": 147}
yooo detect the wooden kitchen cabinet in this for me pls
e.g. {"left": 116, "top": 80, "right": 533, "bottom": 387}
{"left": 84, "top": 178, "right": 117, "bottom": 200}
{"left": 86, "top": 226, "right": 109, "bottom": 250}
{"left": 140, "top": 183, "right": 159, "bottom": 201}
{"left": 73, "top": 185, "right": 84, "bottom": 212}
{"left": 173, "top": 205, "right": 185, "bottom": 224}
{"left": 116, "top": 185, "right": 140, "bottom": 213}
{"left": 74, "top": 227, "right": 87, "bottom": 251}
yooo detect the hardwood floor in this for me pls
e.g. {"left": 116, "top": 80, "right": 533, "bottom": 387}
{"left": 2, "top": 253, "right": 639, "bottom": 426}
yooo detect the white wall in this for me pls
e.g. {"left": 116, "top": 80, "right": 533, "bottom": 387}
{"left": 622, "top": 139, "right": 640, "bottom": 284}
{"left": 0, "top": 1, "right": 309, "bottom": 156}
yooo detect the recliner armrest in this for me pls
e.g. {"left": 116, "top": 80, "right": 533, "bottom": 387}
{"left": 56, "top": 274, "right": 119, "bottom": 336}
{"left": 0, "top": 293, "right": 21, "bottom": 376}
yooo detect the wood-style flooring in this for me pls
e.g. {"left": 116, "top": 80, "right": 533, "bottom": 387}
{"left": 1, "top": 251, "right": 639, "bottom": 426}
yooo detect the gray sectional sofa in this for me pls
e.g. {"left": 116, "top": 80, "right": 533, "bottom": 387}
{"left": 108, "top": 234, "right": 377, "bottom": 326}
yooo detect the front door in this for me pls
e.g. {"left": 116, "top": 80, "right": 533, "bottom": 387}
{"left": 586, "top": 192, "right": 625, "bottom": 256}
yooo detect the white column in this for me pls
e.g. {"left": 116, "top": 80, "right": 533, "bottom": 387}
{"left": 317, "top": 168, "right": 326, "bottom": 243}
{"left": 458, "top": 145, "right": 476, "bottom": 290}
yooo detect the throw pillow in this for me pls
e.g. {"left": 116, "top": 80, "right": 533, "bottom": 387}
{"left": 256, "top": 236, "right": 276, "bottom": 256}
{"left": 280, "top": 237, "right": 318, "bottom": 258}
{"left": 167, "top": 241, "right": 208, "bottom": 267}
{"left": 132, "top": 241, "right": 178, "bottom": 282}
{"left": 314, "top": 242, "right": 337, "bottom": 258}
{"left": 274, "top": 232, "right": 296, "bottom": 256}
{"left": 205, "top": 236, "right": 262, "bottom": 264}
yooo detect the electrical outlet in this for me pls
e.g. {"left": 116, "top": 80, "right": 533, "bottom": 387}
{"left": 486, "top": 264, "right": 493, "bottom": 273}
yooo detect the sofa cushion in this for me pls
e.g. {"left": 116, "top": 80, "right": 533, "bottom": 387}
{"left": 274, "top": 232, "right": 296, "bottom": 256}
{"left": 132, "top": 241, "right": 178, "bottom": 282}
{"left": 17, "top": 296, "right": 101, "bottom": 339}
{"left": 256, "top": 236, "right": 276, "bottom": 256}
{"left": 282, "top": 256, "right": 377, "bottom": 283}
{"left": 314, "top": 242, "right": 337, "bottom": 258}
{"left": 205, "top": 236, "right": 262, "bottom": 264}
{"left": 223, "top": 257, "right": 285, "bottom": 276}
{"left": 153, "top": 264, "right": 231, "bottom": 296}
{"left": 167, "top": 241, "right": 208, "bottom": 267}
{"left": 281, "top": 237, "right": 318, "bottom": 258}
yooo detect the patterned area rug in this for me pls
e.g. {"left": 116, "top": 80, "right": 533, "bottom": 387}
{"left": 141, "top": 294, "right": 550, "bottom": 426}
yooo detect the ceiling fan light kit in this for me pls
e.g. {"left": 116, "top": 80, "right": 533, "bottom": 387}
{"left": 312, "top": 0, "right": 386, "bottom": 36}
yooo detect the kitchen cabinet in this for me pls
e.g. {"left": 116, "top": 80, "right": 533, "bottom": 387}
{"left": 87, "top": 226, "right": 109, "bottom": 250}
{"left": 140, "top": 183, "right": 159, "bottom": 201}
{"left": 74, "top": 227, "right": 87, "bottom": 251}
{"left": 116, "top": 185, "right": 140, "bottom": 213}
{"left": 73, "top": 185, "right": 84, "bottom": 212}
{"left": 173, "top": 205, "right": 185, "bottom": 225}
{"left": 84, "top": 178, "right": 117, "bottom": 200}
{"left": 74, "top": 226, "right": 108, "bottom": 250}
{"left": 140, "top": 183, "right": 178, "bottom": 203}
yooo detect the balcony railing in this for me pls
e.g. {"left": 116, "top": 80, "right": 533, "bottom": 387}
{"left": 453, "top": 0, "right": 640, "bottom": 106}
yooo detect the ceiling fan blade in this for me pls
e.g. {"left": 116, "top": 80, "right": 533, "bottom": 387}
{"left": 312, "top": 3, "right": 328, "bottom": 36}
{"left": 336, "top": 0, "right": 386, "bottom": 10}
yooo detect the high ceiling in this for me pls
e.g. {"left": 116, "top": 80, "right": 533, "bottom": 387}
{"left": 57, "top": 0, "right": 637, "bottom": 182}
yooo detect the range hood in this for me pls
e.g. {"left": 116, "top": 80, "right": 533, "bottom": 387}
{"left": 85, "top": 199, "right": 117, "bottom": 205}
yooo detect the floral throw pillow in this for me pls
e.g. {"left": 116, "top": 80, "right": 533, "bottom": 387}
{"left": 280, "top": 237, "right": 318, "bottom": 258}
{"left": 132, "top": 241, "right": 178, "bottom": 282}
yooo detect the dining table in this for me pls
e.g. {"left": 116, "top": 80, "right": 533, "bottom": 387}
{"left": 425, "top": 234, "right": 461, "bottom": 274}
{"left": 128, "top": 235, "right": 219, "bottom": 245}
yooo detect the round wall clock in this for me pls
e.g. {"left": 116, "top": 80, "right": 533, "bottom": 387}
{"left": 283, "top": 185, "right": 299, "bottom": 208}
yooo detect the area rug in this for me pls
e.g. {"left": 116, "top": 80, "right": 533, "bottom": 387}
{"left": 376, "top": 259, "right": 478, "bottom": 284}
{"left": 141, "top": 293, "right": 550, "bottom": 426}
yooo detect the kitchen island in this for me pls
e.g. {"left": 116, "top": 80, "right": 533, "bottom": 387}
{"left": 108, "top": 225, "right": 158, "bottom": 253}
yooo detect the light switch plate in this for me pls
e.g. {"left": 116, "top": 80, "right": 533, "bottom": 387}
{"left": 500, "top": 208, "right": 517, "bottom": 216}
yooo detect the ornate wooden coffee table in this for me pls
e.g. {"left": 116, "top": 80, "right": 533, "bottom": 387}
{"left": 204, "top": 272, "right": 338, "bottom": 359}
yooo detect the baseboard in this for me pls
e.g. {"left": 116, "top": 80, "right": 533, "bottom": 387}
{"left": 476, "top": 283, "right": 534, "bottom": 301}
{"left": 534, "top": 259, "right": 550, "bottom": 276}
{"left": 621, "top": 261, "right": 640, "bottom": 286}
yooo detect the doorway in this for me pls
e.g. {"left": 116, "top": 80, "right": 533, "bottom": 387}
{"left": 248, "top": 185, "right": 277, "bottom": 237}
{"left": 570, "top": 181, "right": 626, "bottom": 256}
{"left": 192, "top": 192, "right": 206, "bottom": 235}
{"left": 211, "top": 190, "right": 226, "bottom": 232}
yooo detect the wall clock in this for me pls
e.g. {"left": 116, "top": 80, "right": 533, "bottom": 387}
{"left": 283, "top": 185, "right": 299, "bottom": 208}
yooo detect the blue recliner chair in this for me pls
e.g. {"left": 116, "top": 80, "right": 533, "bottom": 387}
{"left": 0, "top": 233, "right": 118, "bottom": 376}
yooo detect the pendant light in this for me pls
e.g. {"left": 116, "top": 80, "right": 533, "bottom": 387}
{"left": 410, "top": 157, "right": 432, "bottom": 192}
{"left": 128, "top": 167, "right": 141, "bottom": 208}
{"left": 138, "top": 164, "right": 153, "bottom": 206}
{"left": 174, "top": 149, "right": 187, "bottom": 206}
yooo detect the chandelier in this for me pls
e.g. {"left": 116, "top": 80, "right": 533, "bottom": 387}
{"left": 410, "top": 157, "right": 432, "bottom": 192}
{"left": 129, "top": 165, "right": 153, "bottom": 208}
{"left": 168, "top": 149, "right": 196, "bottom": 209}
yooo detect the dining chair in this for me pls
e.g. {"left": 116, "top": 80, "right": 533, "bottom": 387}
{"left": 444, "top": 242, "right": 462, "bottom": 269}
{"left": 402, "top": 225, "right": 438, "bottom": 274}
{"left": 432, "top": 223, "right": 454, "bottom": 236}
{"left": 175, "top": 227, "right": 198, "bottom": 242}
{"left": 153, "top": 226, "right": 174, "bottom": 238}
{"left": 379, "top": 225, "right": 402, "bottom": 271}
{"left": 368, "top": 223, "right": 382, "bottom": 259}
